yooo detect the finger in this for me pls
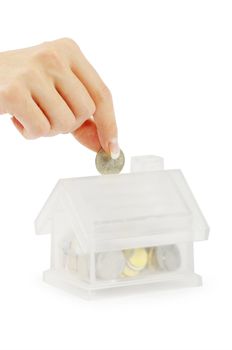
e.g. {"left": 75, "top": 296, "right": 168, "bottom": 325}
{"left": 54, "top": 70, "right": 96, "bottom": 125}
{"left": 8, "top": 97, "right": 51, "bottom": 139}
{"left": 69, "top": 46, "right": 119, "bottom": 157}
{"left": 0, "top": 85, "right": 51, "bottom": 138}
{"left": 11, "top": 116, "right": 24, "bottom": 133}
{"left": 31, "top": 83, "right": 77, "bottom": 133}
{"left": 72, "top": 119, "right": 101, "bottom": 152}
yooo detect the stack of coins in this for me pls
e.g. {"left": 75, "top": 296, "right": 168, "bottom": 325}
{"left": 122, "top": 248, "right": 148, "bottom": 277}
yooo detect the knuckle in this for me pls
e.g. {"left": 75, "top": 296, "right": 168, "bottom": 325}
{"left": 34, "top": 47, "right": 64, "bottom": 70}
{"left": 58, "top": 37, "right": 80, "bottom": 51}
{"left": 0, "top": 82, "right": 22, "bottom": 104}
{"left": 22, "top": 133, "right": 31, "bottom": 140}
{"left": 22, "top": 130, "right": 35, "bottom": 140}
{"left": 66, "top": 119, "right": 76, "bottom": 131}
{"left": 30, "top": 122, "right": 50, "bottom": 138}
{"left": 59, "top": 37, "right": 79, "bottom": 49}
{"left": 53, "top": 117, "right": 75, "bottom": 133}
{"left": 20, "top": 68, "right": 40, "bottom": 83}
{"left": 88, "top": 100, "right": 96, "bottom": 116}
{"left": 96, "top": 84, "right": 112, "bottom": 103}
{"left": 81, "top": 101, "right": 96, "bottom": 118}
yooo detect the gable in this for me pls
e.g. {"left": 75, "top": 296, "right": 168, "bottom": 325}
{"left": 35, "top": 170, "right": 209, "bottom": 253}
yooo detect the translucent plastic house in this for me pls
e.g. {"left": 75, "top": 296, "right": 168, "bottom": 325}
{"left": 35, "top": 156, "right": 209, "bottom": 298}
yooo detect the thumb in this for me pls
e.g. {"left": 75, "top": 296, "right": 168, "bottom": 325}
{"left": 72, "top": 119, "right": 101, "bottom": 152}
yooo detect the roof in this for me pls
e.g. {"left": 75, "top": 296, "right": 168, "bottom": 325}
{"left": 35, "top": 170, "right": 209, "bottom": 253}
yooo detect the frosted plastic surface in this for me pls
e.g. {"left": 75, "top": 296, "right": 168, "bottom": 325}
{"left": 131, "top": 155, "right": 164, "bottom": 172}
{"left": 36, "top": 169, "right": 209, "bottom": 253}
{"left": 35, "top": 155, "right": 209, "bottom": 298}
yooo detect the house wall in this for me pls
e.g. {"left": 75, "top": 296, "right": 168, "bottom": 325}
{"left": 50, "top": 212, "right": 92, "bottom": 283}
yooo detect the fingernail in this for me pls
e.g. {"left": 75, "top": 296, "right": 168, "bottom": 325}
{"left": 109, "top": 138, "right": 120, "bottom": 160}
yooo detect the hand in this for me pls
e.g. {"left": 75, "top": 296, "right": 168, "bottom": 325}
{"left": 0, "top": 38, "right": 120, "bottom": 157}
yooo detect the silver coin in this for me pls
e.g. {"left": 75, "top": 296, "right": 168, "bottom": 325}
{"left": 156, "top": 245, "right": 181, "bottom": 271}
{"left": 96, "top": 251, "right": 126, "bottom": 280}
{"left": 95, "top": 148, "right": 125, "bottom": 175}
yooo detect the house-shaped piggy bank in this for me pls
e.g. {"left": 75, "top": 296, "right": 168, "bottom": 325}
{"left": 35, "top": 156, "right": 209, "bottom": 298}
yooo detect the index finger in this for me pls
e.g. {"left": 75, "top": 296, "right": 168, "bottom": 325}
{"left": 68, "top": 42, "right": 120, "bottom": 159}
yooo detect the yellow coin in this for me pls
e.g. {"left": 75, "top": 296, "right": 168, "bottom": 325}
{"left": 122, "top": 265, "right": 139, "bottom": 277}
{"left": 127, "top": 248, "right": 148, "bottom": 269}
{"left": 122, "top": 248, "right": 148, "bottom": 277}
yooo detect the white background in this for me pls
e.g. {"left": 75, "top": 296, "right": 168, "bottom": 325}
{"left": 0, "top": 1, "right": 231, "bottom": 349}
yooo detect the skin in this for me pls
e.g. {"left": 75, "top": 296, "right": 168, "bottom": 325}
{"left": 0, "top": 38, "right": 120, "bottom": 157}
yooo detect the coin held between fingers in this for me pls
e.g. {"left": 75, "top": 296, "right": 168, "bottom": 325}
{"left": 95, "top": 148, "right": 125, "bottom": 175}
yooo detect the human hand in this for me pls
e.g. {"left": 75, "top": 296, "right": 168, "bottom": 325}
{"left": 0, "top": 38, "right": 119, "bottom": 157}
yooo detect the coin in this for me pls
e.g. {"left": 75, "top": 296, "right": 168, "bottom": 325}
{"left": 95, "top": 148, "right": 125, "bottom": 175}
{"left": 147, "top": 247, "right": 159, "bottom": 270}
{"left": 156, "top": 244, "right": 181, "bottom": 271}
{"left": 122, "top": 265, "right": 140, "bottom": 277}
{"left": 124, "top": 248, "right": 148, "bottom": 270}
{"left": 96, "top": 251, "right": 126, "bottom": 280}
{"left": 122, "top": 248, "right": 148, "bottom": 277}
